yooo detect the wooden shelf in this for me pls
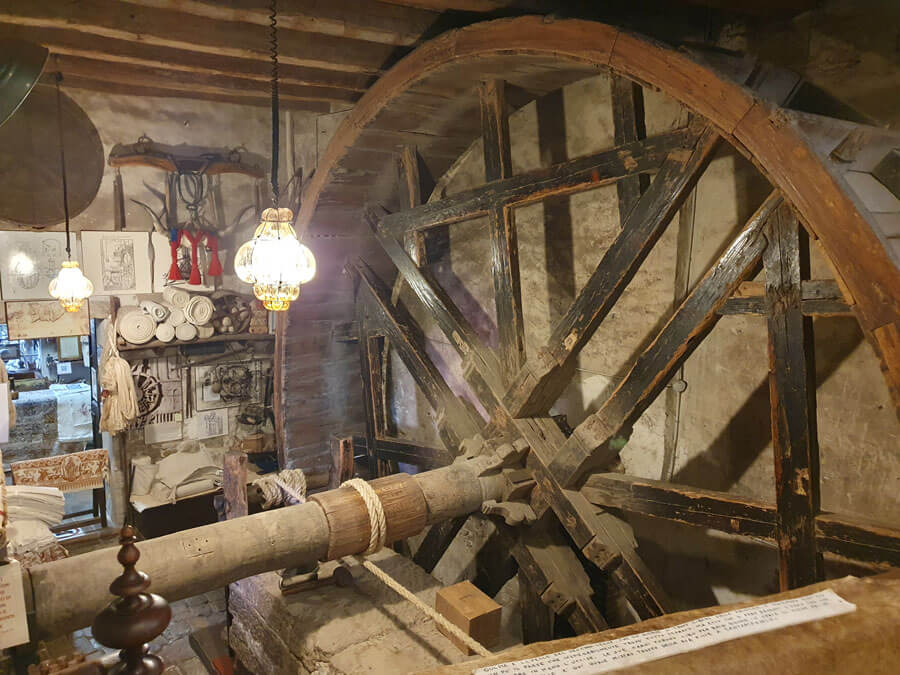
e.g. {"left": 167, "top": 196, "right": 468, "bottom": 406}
{"left": 118, "top": 332, "right": 274, "bottom": 357}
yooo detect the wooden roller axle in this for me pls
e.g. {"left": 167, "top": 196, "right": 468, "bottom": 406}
{"left": 25, "top": 457, "right": 504, "bottom": 638}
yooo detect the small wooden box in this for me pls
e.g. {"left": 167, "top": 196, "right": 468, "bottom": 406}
{"left": 434, "top": 581, "right": 501, "bottom": 655}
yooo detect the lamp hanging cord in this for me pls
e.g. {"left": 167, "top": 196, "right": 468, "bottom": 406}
{"left": 54, "top": 72, "right": 72, "bottom": 259}
{"left": 269, "top": 0, "right": 280, "bottom": 207}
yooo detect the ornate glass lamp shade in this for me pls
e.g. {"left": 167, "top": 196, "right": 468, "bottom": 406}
{"left": 49, "top": 259, "right": 93, "bottom": 312}
{"left": 234, "top": 207, "right": 316, "bottom": 311}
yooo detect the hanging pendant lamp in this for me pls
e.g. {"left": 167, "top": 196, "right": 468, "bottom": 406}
{"left": 48, "top": 72, "right": 93, "bottom": 312}
{"left": 234, "top": 0, "right": 316, "bottom": 311}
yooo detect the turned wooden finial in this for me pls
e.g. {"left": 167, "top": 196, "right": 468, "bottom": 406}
{"left": 92, "top": 525, "right": 171, "bottom": 675}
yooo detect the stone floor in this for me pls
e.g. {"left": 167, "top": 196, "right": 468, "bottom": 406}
{"left": 64, "top": 589, "right": 227, "bottom": 674}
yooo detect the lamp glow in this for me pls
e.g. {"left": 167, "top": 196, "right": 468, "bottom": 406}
{"left": 234, "top": 207, "right": 315, "bottom": 311}
{"left": 49, "top": 260, "right": 93, "bottom": 312}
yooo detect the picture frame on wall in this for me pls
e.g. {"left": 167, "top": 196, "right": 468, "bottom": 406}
{"left": 193, "top": 361, "right": 261, "bottom": 412}
{"left": 0, "top": 232, "right": 71, "bottom": 301}
{"left": 57, "top": 336, "right": 83, "bottom": 361}
{"left": 81, "top": 231, "right": 152, "bottom": 295}
{"left": 5, "top": 301, "right": 89, "bottom": 340}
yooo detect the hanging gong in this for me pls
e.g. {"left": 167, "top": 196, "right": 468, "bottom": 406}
{"left": 0, "top": 81, "right": 104, "bottom": 225}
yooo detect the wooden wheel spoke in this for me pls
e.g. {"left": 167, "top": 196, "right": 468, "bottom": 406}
{"left": 610, "top": 74, "right": 648, "bottom": 223}
{"left": 551, "top": 191, "right": 783, "bottom": 488}
{"left": 480, "top": 80, "right": 526, "bottom": 378}
{"left": 582, "top": 473, "right": 900, "bottom": 568}
{"left": 764, "top": 204, "right": 821, "bottom": 590}
{"left": 504, "top": 126, "right": 721, "bottom": 419}
{"left": 352, "top": 259, "right": 482, "bottom": 452}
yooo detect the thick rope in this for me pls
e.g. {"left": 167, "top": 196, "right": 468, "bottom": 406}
{"left": 340, "top": 479, "right": 492, "bottom": 658}
{"left": 100, "top": 321, "right": 139, "bottom": 433}
{"left": 253, "top": 468, "right": 306, "bottom": 508}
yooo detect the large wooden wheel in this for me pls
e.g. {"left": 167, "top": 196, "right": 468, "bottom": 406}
{"left": 293, "top": 16, "right": 900, "bottom": 636}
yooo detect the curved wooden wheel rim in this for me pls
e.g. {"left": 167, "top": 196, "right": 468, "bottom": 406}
{"left": 299, "top": 16, "right": 900, "bottom": 402}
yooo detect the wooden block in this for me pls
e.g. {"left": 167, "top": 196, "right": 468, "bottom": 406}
{"left": 435, "top": 581, "right": 501, "bottom": 655}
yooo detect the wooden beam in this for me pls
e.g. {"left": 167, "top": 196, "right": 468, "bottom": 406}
{"left": 871, "top": 148, "right": 900, "bottom": 199}
{"left": 53, "top": 53, "right": 359, "bottom": 105}
{"left": 329, "top": 435, "right": 355, "bottom": 488}
{"left": 610, "top": 74, "right": 647, "bottom": 224}
{"left": 551, "top": 192, "right": 782, "bottom": 488}
{"left": 369, "top": 209, "right": 508, "bottom": 401}
{"left": 356, "top": 305, "right": 382, "bottom": 478}
{"left": 518, "top": 570, "right": 554, "bottom": 643}
{"left": 120, "top": 0, "right": 439, "bottom": 47}
{"left": 505, "top": 127, "right": 721, "bottom": 419}
{"left": 0, "top": 24, "right": 374, "bottom": 92}
{"left": 381, "top": 129, "right": 690, "bottom": 235}
{"left": 1, "top": 0, "right": 397, "bottom": 75}
{"left": 47, "top": 74, "right": 330, "bottom": 113}
{"left": 352, "top": 259, "right": 483, "bottom": 448}
{"left": 719, "top": 280, "right": 851, "bottom": 316}
{"left": 480, "top": 80, "right": 525, "bottom": 378}
{"left": 413, "top": 517, "right": 468, "bottom": 573}
{"left": 582, "top": 474, "right": 900, "bottom": 568}
{"left": 764, "top": 205, "right": 821, "bottom": 590}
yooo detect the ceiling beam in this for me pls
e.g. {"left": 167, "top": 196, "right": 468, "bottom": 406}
{"left": 0, "top": 0, "right": 402, "bottom": 74}
{"left": 51, "top": 54, "right": 359, "bottom": 106}
{"left": 119, "top": 0, "right": 440, "bottom": 47}
{"left": 43, "top": 76, "right": 331, "bottom": 113}
{"left": 0, "top": 24, "right": 375, "bottom": 92}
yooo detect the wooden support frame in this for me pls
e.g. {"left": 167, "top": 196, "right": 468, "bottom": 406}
{"left": 764, "top": 205, "right": 822, "bottom": 589}
{"left": 610, "top": 74, "right": 648, "bottom": 223}
{"left": 582, "top": 474, "right": 900, "bottom": 568}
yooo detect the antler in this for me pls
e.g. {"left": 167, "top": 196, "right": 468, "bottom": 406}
{"left": 131, "top": 179, "right": 169, "bottom": 235}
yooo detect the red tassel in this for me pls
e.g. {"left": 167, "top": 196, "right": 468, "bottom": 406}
{"left": 205, "top": 232, "right": 223, "bottom": 277}
{"left": 168, "top": 229, "right": 183, "bottom": 281}
{"left": 183, "top": 230, "right": 203, "bottom": 285}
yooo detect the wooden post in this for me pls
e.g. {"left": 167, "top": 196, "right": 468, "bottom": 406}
{"left": 764, "top": 205, "right": 821, "bottom": 590}
{"left": 610, "top": 74, "right": 647, "bottom": 223}
{"left": 480, "top": 79, "right": 525, "bottom": 377}
{"left": 223, "top": 451, "right": 248, "bottom": 521}
{"left": 518, "top": 570, "right": 553, "bottom": 644}
{"left": 329, "top": 435, "right": 354, "bottom": 488}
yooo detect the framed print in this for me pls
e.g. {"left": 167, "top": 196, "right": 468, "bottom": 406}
{"left": 5, "top": 300, "right": 89, "bottom": 340}
{"left": 193, "top": 361, "right": 261, "bottom": 412}
{"left": 0, "top": 232, "right": 70, "bottom": 301}
{"left": 57, "top": 335, "right": 83, "bottom": 361}
{"left": 81, "top": 231, "right": 152, "bottom": 294}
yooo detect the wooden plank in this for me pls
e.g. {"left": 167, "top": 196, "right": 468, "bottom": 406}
{"left": 369, "top": 209, "right": 507, "bottom": 401}
{"left": 719, "top": 279, "right": 851, "bottom": 316}
{"left": 53, "top": 53, "right": 359, "bottom": 104}
{"left": 551, "top": 192, "right": 781, "bottom": 488}
{"left": 47, "top": 73, "right": 331, "bottom": 113}
{"left": 373, "top": 436, "right": 448, "bottom": 467}
{"left": 610, "top": 74, "right": 647, "bottom": 223}
{"left": 352, "top": 259, "right": 483, "bottom": 446}
{"left": 121, "top": 0, "right": 439, "bottom": 47}
{"left": 329, "top": 435, "right": 355, "bottom": 488}
{"left": 480, "top": 79, "right": 525, "bottom": 378}
{"left": 1, "top": 23, "right": 375, "bottom": 92}
{"left": 764, "top": 205, "right": 821, "bottom": 590}
{"left": 274, "top": 311, "right": 288, "bottom": 468}
{"left": 1, "top": 0, "right": 397, "bottom": 75}
{"left": 381, "top": 129, "right": 689, "bottom": 235}
{"left": 513, "top": 515, "right": 608, "bottom": 633}
{"left": 518, "top": 570, "right": 554, "bottom": 644}
{"left": 506, "top": 127, "right": 721, "bottom": 419}
{"left": 480, "top": 80, "right": 513, "bottom": 182}
{"left": 223, "top": 451, "right": 249, "bottom": 520}
{"left": 413, "top": 517, "right": 467, "bottom": 573}
{"left": 355, "top": 304, "right": 381, "bottom": 478}
{"left": 582, "top": 474, "right": 900, "bottom": 568}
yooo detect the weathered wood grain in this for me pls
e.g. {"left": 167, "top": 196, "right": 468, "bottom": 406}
{"left": 583, "top": 473, "right": 900, "bottom": 568}
{"left": 505, "top": 127, "right": 720, "bottom": 418}
{"left": 551, "top": 192, "right": 781, "bottom": 488}
{"left": 381, "top": 129, "right": 689, "bottom": 235}
{"left": 764, "top": 205, "right": 821, "bottom": 590}
{"left": 610, "top": 74, "right": 648, "bottom": 224}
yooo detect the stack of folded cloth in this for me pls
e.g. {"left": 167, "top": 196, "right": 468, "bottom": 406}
{"left": 6, "top": 485, "right": 65, "bottom": 526}
{"left": 5, "top": 486, "right": 68, "bottom": 567}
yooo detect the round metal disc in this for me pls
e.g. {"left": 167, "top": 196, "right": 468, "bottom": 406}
{"left": 0, "top": 83, "right": 104, "bottom": 225}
